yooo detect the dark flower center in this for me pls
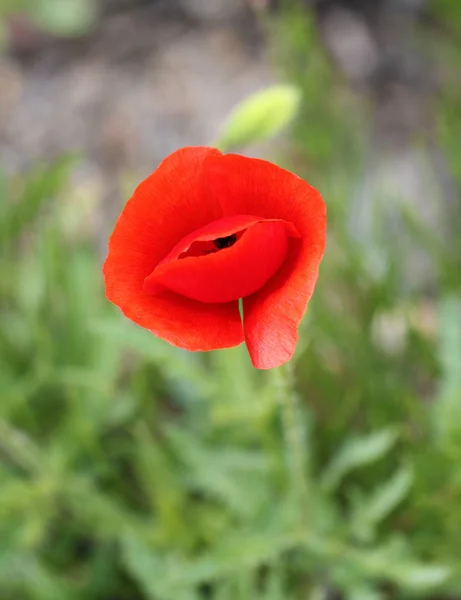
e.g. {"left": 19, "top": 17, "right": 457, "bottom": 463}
{"left": 213, "top": 234, "right": 237, "bottom": 250}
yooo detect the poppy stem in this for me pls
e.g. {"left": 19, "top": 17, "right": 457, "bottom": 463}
{"left": 276, "top": 362, "right": 310, "bottom": 523}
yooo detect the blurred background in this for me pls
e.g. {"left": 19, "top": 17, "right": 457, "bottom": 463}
{"left": 1, "top": 0, "right": 461, "bottom": 598}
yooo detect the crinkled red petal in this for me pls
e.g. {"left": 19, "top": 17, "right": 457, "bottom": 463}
{"left": 104, "top": 146, "right": 244, "bottom": 351}
{"left": 204, "top": 153, "right": 326, "bottom": 368}
{"left": 144, "top": 215, "right": 300, "bottom": 303}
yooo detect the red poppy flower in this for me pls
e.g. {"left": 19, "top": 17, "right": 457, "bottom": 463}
{"left": 103, "top": 147, "right": 326, "bottom": 369}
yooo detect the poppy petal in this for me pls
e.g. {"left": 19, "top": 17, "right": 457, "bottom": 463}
{"left": 115, "top": 288, "right": 244, "bottom": 351}
{"left": 204, "top": 153, "right": 325, "bottom": 238}
{"left": 106, "top": 146, "right": 223, "bottom": 279}
{"left": 205, "top": 153, "right": 326, "bottom": 368}
{"left": 242, "top": 239, "right": 322, "bottom": 368}
{"left": 104, "top": 146, "right": 244, "bottom": 351}
{"left": 144, "top": 215, "right": 300, "bottom": 303}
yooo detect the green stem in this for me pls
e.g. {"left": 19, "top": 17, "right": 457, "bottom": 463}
{"left": 276, "top": 362, "right": 309, "bottom": 520}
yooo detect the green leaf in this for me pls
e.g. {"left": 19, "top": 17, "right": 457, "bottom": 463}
{"left": 263, "top": 566, "right": 286, "bottom": 600}
{"left": 345, "top": 585, "right": 384, "bottom": 600}
{"left": 92, "top": 317, "right": 213, "bottom": 401}
{"left": 123, "top": 527, "right": 301, "bottom": 597}
{"left": 0, "top": 158, "right": 75, "bottom": 245}
{"left": 0, "top": 553, "right": 77, "bottom": 600}
{"left": 321, "top": 428, "right": 399, "bottom": 492}
{"left": 165, "top": 426, "right": 271, "bottom": 517}
{"left": 215, "top": 85, "right": 301, "bottom": 151}
{"left": 121, "top": 536, "right": 168, "bottom": 600}
{"left": 319, "top": 535, "right": 452, "bottom": 593}
{"left": 349, "top": 466, "right": 413, "bottom": 541}
{"left": 433, "top": 295, "right": 461, "bottom": 443}
{"left": 393, "top": 564, "right": 452, "bottom": 591}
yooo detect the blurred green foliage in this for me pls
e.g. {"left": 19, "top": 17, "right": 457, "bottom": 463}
{"left": 0, "top": 0, "right": 97, "bottom": 37}
{"left": 1, "top": 3, "right": 461, "bottom": 600}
